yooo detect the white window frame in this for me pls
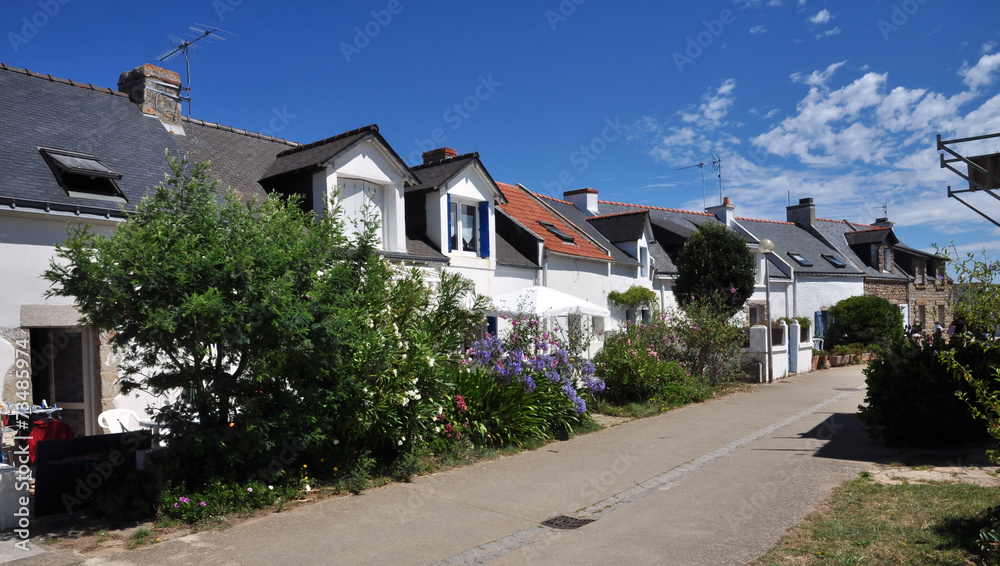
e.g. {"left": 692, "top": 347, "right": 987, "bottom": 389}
{"left": 450, "top": 198, "right": 480, "bottom": 256}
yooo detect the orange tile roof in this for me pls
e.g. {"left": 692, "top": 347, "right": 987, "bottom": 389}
{"left": 533, "top": 192, "right": 574, "bottom": 206}
{"left": 817, "top": 217, "right": 878, "bottom": 229}
{"left": 497, "top": 183, "right": 612, "bottom": 261}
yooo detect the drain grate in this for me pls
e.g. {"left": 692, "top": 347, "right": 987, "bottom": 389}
{"left": 541, "top": 515, "right": 595, "bottom": 530}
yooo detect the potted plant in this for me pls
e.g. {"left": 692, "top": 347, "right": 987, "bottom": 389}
{"left": 811, "top": 348, "right": 821, "bottom": 371}
{"left": 829, "top": 345, "right": 848, "bottom": 366}
{"left": 818, "top": 350, "right": 829, "bottom": 369}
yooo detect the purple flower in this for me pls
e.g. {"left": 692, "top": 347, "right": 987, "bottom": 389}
{"left": 248, "top": 487, "right": 253, "bottom": 493}
{"left": 174, "top": 502, "right": 179, "bottom": 508}
{"left": 200, "top": 501, "right": 207, "bottom": 506}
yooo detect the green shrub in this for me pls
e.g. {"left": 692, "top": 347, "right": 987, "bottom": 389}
{"left": 826, "top": 295, "right": 904, "bottom": 350}
{"left": 859, "top": 337, "right": 989, "bottom": 447}
{"left": 159, "top": 480, "right": 291, "bottom": 524}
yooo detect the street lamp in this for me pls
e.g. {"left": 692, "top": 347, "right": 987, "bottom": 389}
{"left": 758, "top": 239, "right": 775, "bottom": 383}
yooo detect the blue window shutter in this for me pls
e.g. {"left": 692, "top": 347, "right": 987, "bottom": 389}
{"left": 487, "top": 316, "right": 497, "bottom": 337}
{"left": 447, "top": 194, "right": 453, "bottom": 252}
{"left": 478, "top": 200, "right": 490, "bottom": 258}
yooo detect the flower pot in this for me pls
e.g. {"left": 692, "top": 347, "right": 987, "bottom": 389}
{"left": 829, "top": 355, "right": 845, "bottom": 367}
{"left": 812, "top": 356, "right": 820, "bottom": 371}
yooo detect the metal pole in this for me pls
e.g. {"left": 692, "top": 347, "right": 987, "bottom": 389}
{"left": 765, "top": 277, "right": 773, "bottom": 383}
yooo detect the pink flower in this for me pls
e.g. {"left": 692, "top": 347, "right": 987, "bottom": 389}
{"left": 248, "top": 487, "right": 253, "bottom": 492}
{"left": 174, "top": 502, "right": 179, "bottom": 508}
{"left": 200, "top": 501, "right": 207, "bottom": 506}
{"left": 730, "top": 287, "right": 736, "bottom": 293}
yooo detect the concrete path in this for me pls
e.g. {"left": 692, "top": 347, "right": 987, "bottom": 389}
{"left": 4, "top": 365, "right": 909, "bottom": 565}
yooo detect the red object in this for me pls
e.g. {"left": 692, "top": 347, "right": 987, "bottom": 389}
{"left": 26, "top": 419, "right": 74, "bottom": 463}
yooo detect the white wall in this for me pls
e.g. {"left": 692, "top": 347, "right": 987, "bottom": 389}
{"left": 0, "top": 212, "right": 117, "bottom": 328}
{"left": 794, "top": 276, "right": 865, "bottom": 319}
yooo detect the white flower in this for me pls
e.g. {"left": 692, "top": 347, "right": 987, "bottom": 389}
{"left": 401, "top": 353, "right": 407, "bottom": 360}
{"left": 401, "top": 397, "right": 409, "bottom": 407}
{"left": 392, "top": 369, "right": 398, "bottom": 377}
{"left": 316, "top": 270, "right": 325, "bottom": 277}
{"left": 427, "top": 356, "right": 435, "bottom": 367}
{"left": 333, "top": 439, "right": 339, "bottom": 445}
{"left": 434, "top": 426, "right": 441, "bottom": 433}
{"left": 411, "top": 377, "right": 418, "bottom": 384}
{"left": 268, "top": 485, "right": 274, "bottom": 490}
{"left": 305, "top": 484, "right": 311, "bottom": 492}
{"left": 437, "top": 405, "right": 443, "bottom": 415}
{"left": 367, "top": 319, "right": 374, "bottom": 328}
{"left": 397, "top": 439, "right": 404, "bottom": 446}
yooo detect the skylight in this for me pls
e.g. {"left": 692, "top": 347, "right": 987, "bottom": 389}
{"left": 40, "top": 147, "right": 126, "bottom": 203}
{"left": 538, "top": 221, "right": 575, "bottom": 243}
{"left": 787, "top": 252, "right": 813, "bottom": 267}
{"left": 822, "top": 254, "right": 846, "bottom": 268}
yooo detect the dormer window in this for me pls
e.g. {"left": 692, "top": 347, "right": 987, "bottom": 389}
{"left": 447, "top": 195, "right": 490, "bottom": 258}
{"left": 787, "top": 252, "right": 813, "bottom": 267}
{"left": 883, "top": 247, "right": 893, "bottom": 274}
{"left": 40, "top": 147, "right": 126, "bottom": 203}
{"left": 822, "top": 254, "right": 846, "bottom": 268}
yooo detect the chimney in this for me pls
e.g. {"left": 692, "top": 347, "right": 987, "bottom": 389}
{"left": 873, "top": 217, "right": 894, "bottom": 228}
{"left": 117, "top": 64, "right": 184, "bottom": 134}
{"left": 564, "top": 188, "right": 599, "bottom": 215}
{"left": 707, "top": 196, "right": 735, "bottom": 226}
{"left": 422, "top": 147, "right": 457, "bottom": 165}
{"left": 786, "top": 197, "right": 816, "bottom": 228}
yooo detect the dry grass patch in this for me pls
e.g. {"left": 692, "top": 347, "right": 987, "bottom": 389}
{"left": 754, "top": 474, "right": 1000, "bottom": 565}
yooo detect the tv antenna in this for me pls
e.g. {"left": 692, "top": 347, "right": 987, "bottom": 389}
{"left": 872, "top": 201, "right": 888, "bottom": 217}
{"left": 711, "top": 154, "right": 723, "bottom": 205}
{"left": 157, "top": 25, "right": 234, "bottom": 114}
{"left": 676, "top": 161, "right": 708, "bottom": 209}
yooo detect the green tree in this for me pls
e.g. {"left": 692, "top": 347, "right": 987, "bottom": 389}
{"left": 44, "top": 153, "right": 488, "bottom": 486}
{"left": 936, "top": 244, "right": 1000, "bottom": 336}
{"left": 674, "top": 222, "right": 755, "bottom": 317}
{"left": 825, "top": 295, "right": 903, "bottom": 349}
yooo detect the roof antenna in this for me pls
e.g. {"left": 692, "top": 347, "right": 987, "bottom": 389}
{"left": 676, "top": 161, "right": 708, "bottom": 209}
{"left": 157, "top": 25, "right": 234, "bottom": 115}
{"left": 711, "top": 154, "right": 723, "bottom": 205}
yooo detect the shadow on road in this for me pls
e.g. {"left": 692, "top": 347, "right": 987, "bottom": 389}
{"left": 798, "top": 411, "right": 996, "bottom": 467}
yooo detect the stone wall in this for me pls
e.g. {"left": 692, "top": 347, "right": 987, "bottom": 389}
{"left": 910, "top": 281, "right": 952, "bottom": 330}
{"left": 864, "top": 279, "right": 907, "bottom": 305}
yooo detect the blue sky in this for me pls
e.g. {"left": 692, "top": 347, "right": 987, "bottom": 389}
{"left": 5, "top": 0, "right": 1000, "bottom": 267}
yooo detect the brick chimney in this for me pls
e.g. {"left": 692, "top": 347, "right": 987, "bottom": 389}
{"left": 786, "top": 197, "right": 816, "bottom": 229}
{"left": 422, "top": 147, "right": 457, "bottom": 165}
{"left": 707, "top": 196, "right": 735, "bottom": 226}
{"left": 873, "top": 217, "right": 894, "bottom": 228}
{"left": 564, "top": 188, "right": 599, "bottom": 215}
{"left": 117, "top": 64, "right": 184, "bottom": 134}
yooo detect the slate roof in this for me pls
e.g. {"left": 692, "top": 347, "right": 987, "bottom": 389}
{"left": 735, "top": 218, "right": 863, "bottom": 278}
{"left": 533, "top": 194, "right": 638, "bottom": 267}
{"left": 586, "top": 210, "right": 649, "bottom": 244}
{"left": 260, "top": 124, "right": 416, "bottom": 185}
{"left": 0, "top": 63, "right": 182, "bottom": 217}
{"left": 814, "top": 219, "right": 910, "bottom": 281}
{"left": 379, "top": 234, "right": 449, "bottom": 264}
{"left": 175, "top": 117, "right": 298, "bottom": 202}
{"left": 598, "top": 200, "right": 720, "bottom": 276}
{"left": 494, "top": 209, "right": 540, "bottom": 268}
{"left": 843, "top": 227, "right": 898, "bottom": 247}
{"left": 496, "top": 183, "right": 612, "bottom": 262}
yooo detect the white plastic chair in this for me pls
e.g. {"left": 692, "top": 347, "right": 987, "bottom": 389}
{"left": 97, "top": 408, "right": 143, "bottom": 433}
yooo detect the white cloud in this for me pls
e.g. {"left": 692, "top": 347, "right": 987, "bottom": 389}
{"left": 983, "top": 41, "right": 997, "bottom": 54}
{"left": 791, "top": 61, "right": 846, "bottom": 88}
{"left": 679, "top": 79, "right": 738, "bottom": 130}
{"left": 959, "top": 51, "right": 1000, "bottom": 91}
{"left": 809, "top": 9, "right": 830, "bottom": 24}
{"left": 816, "top": 26, "right": 840, "bottom": 39}
{"left": 749, "top": 25, "right": 767, "bottom": 34}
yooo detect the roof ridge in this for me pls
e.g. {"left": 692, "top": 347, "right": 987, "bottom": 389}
{"left": 181, "top": 116, "right": 299, "bottom": 147}
{"left": 530, "top": 191, "right": 573, "bottom": 205}
{"left": 411, "top": 151, "right": 479, "bottom": 170}
{"left": 274, "top": 123, "right": 378, "bottom": 157}
{"left": 598, "top": 199, "right": 714, "bottom": 216}
{"left": 588, "top": 209, "right": 650, "bottom": 220}
{"left": 850, "top": 226, "right": 890, "bottom": 233}
{"left": 0, "top": 62, "right": 127, "bottom": 98}
{"left": 735, "top": 216, "right": 795, "bottom": 225}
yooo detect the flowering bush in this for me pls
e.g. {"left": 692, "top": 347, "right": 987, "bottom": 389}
{"left": 452, "top": 314, "right": 604, "bottom": 445}
{"left": 594, "top": 315, "right": 709, "bottom": 403}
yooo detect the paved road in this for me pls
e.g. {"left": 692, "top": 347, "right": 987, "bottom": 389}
{"left": 8, "top": 365, "right": 898, "bottom": 565}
